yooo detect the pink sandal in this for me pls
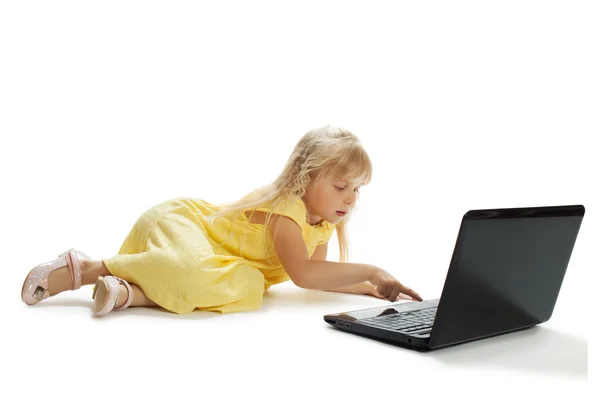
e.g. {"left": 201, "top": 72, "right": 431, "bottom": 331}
{"left": 92, "top": 276, "right": 134, "bottom": 316}
{"left": 21, "top": 248, "right": 91, "bottom": 305}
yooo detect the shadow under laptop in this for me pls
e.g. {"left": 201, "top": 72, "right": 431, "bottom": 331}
{"left": 424, "top": 325, "right": 587, "bottom": 378}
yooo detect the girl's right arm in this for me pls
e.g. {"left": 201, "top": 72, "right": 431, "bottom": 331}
{"left": 268, "top": 214, "right": 422, "bottom": 301}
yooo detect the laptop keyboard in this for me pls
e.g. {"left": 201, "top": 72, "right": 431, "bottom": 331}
{"left": 360, "top": 307, "right": 437, "bottom": 334}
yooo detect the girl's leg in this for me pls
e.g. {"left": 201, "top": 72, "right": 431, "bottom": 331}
{"left": 48, "top": 259, "right": 110, "bottom": 295}
{"left": 48, "top": 259, "right": 159, "bottom": 308}
{"left": 105, "top": 282, "right": 160, "bottom": 309}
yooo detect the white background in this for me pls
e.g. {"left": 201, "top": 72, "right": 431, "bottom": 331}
{"left": 1, "top": 1, "right": 597, "bottom": 398}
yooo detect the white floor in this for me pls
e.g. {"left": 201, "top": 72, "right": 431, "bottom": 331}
{"left": 9, "top": 278, "right": 588, "bottom": 399}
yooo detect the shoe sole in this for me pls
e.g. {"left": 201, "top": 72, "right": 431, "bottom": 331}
{"left": 92, "top": 276, "right": 109, "bottom": 313}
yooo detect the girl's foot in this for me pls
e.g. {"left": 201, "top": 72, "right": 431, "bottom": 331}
{"left": 92, "top": 276, "right": 134, "bottom": 316}
{"left": 22, "top": 249, "right": 90, "bottom": 305}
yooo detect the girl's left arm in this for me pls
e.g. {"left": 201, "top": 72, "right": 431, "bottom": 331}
{"left": 324, "top": 281, "right": 377, "bottom": 295}
{"left": 311, "top": 242, "right": 376, "bottom": 296}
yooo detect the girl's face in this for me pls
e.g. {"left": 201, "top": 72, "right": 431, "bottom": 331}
{"left": 302, "top": 174, "right": 364, "bottom": 225}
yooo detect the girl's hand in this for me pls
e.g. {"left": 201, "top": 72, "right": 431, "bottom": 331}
{"left": 367, "top": 284, "right": 416, "bottom": 301}
{"left": 368, "top": 268, "right": 423, "bottom": 302}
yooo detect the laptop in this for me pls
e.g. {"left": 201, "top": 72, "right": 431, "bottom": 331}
{"left": 324, "top": 204, "right": 585, "bottom": 350}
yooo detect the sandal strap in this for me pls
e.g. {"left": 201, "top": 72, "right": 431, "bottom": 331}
{"left": 113, "top": 277, "right": 134, "bottom": 311}
{"left": 65, "top": 249, "right": 82, "bottom": 290}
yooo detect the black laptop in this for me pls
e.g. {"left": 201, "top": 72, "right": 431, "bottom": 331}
{"left": 324, "top": 204, "right": 585, "bottom": 350}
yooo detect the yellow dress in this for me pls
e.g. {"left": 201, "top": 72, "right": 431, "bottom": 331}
{"left": 102, "top": 195, "right": 336, "bottom": 314}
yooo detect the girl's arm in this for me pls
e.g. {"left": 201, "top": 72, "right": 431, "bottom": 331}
{"left": 268, "top": 215, "right": 377, "bottom": 289}
{"left": 323, "top": 281, "right": 376, "bottom": 295}
{"left": 269, "top": 215, "right": 421, "bottom": 300}
{"left": 311, "top": 242, "right": 374, "bottom": 295}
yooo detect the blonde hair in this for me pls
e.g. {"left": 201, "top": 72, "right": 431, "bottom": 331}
{"left": 211, "top": 125, "right": 372, "bottom": 263}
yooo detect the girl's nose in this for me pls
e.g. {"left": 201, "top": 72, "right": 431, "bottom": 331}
{"left": 345, "top": 192, "right": 356, "bottom": 204}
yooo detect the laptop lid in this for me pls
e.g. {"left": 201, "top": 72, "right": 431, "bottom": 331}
{"left": 428, "top": 204, "right": 584, "bottom": 349}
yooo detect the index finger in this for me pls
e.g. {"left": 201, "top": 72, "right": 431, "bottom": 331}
{"left": 402, "top": 286, "right": 423, "bottom": 302}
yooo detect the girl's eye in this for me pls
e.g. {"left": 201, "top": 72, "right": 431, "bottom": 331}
{"left": 334, "top": 185, "right": 360, "bottom": 193}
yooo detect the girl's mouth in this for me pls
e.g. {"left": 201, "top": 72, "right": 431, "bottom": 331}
{"left": 336, "top": 211, "right": 346, "bottom": 217}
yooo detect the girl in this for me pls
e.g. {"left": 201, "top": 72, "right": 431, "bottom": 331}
{"left": 21, "top": 125, "right": 423, "bottom": 316}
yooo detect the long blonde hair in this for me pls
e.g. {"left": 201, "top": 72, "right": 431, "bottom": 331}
{"left": 210, "top": 125, "right": 373, "bottom": 263}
